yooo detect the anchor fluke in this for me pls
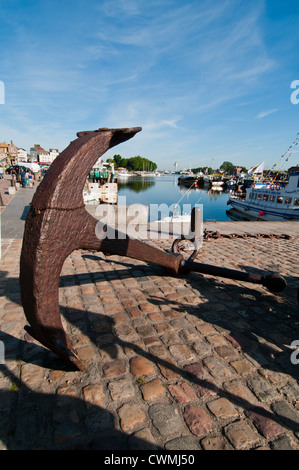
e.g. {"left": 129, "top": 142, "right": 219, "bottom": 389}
{"left": 261, "top": 273, "right": 287, "bottom": 293}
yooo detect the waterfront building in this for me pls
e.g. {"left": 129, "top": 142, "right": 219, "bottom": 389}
{"left": 17, "top": 148, "right": 28, "bottom": 163}
{"left": 0, "top": 141, "right": 9, "bottom": 165}
{"left": 48, "top": 148, "right": 59, "bottom": 163}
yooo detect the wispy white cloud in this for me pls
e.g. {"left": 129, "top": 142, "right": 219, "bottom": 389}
{"left": 256, "top": 108, "right": 278, "bottom": 119}
{"left": 1, "top": 0, "right": 297, "bottom": 170}
{"left": 89, "top": 0, "right": 275, "bottom": 129}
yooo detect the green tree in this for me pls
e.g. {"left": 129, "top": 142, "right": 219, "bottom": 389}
{"left": 113, "top": 155, "right": 122, "bottom": 167}
{"left": 119, "top": 158, "right": 128, "bottom": 168}
{"left": 107, "top": 154, "right": 157, "bottom": 171}
{"left": 220, "top": 161, "right": 234, "bottom": 173}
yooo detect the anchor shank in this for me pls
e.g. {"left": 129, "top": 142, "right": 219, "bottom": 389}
{"left": 100, "top": 236, "right": 183, "bottom": 273}
{"left": 180, "top": 259, "right": 287, "bottom": 293}
{"left": 96, "top": 229, "right": 287, "bottom": 294}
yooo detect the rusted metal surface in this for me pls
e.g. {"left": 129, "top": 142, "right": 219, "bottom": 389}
{"left": 19, "top": 128, "right": 183, "bottom": 370}
{"left": 180, "top": 260, "right": 287, "bottom": 293}
{"left": 19, "top": 127, "right": 287, "bottom": 371}
{"left": 201, "top": 229, "right": 292, "bottom": 240}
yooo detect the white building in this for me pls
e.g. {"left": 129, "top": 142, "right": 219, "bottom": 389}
{"left": 26, "top": 145, "right": 60, "bottom": 165}
{"left": 49, "top": 148, "right": 59, "bottom": 163}
{"left": 18, "top": 148, "right": 28, "bottom": 163}
{"left": 34, "top": 144, "right": 49, "bottom": 164}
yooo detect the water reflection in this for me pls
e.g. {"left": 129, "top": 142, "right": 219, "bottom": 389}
{"left": 226, "top": 208, "right": 257, "bottom": 221}
{"left": 118, "top": 177, "right": 156, "bottom": 193}
{"left": 117, "top": 175, "right": 231, "bottom": 222}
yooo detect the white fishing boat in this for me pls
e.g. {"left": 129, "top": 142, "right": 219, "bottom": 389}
{"left": 83, "top": 182, "right": 118, "bottom": 204}
{"left": 227, "top": 166, "right": 299, "bottom": 220}
{"left": 140, "top": 171, "right": 156, "bottom": 177}
{"left": 117, "top": 169, "right": 132, "bottom": 179}
{"left": 158, "top": 213, "right": 193, "bottom": 223}
{"left": 211, "top": 180, "right": 224, "bottom": 191}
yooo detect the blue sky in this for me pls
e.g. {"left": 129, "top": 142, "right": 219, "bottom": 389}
{"left": 0, "top": 0, "right": 299, "bottom": 171}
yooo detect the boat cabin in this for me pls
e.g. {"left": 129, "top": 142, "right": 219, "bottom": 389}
{"left": 228, "top": 165, "right": 299, "bottom": 220}
{"left": 246, "top": 166, "right": 299, "bottom": 212}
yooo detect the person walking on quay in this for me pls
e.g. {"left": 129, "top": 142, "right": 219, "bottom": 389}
{"left": 20, "top": 169, "right": 27, "bottom": 188}
{"left": 16, "top": 168, "right": 22, "bottom": 184}
{"left": 11, "top": 168, "right": 17, "bottom": 184}
{"left": 28, "top": 171, "right": 34, "bottom": 188}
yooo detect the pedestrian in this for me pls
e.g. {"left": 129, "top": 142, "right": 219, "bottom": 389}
{"left": 25, "top": 170, "right": 29, "bottom": 187}
{"left": 11, "top": 168, "right": 17, "bottom": 187}
{"left": 20, "top": 169, "right": 27, "bottom": 188}
{"left": 0, "top": 166, "right": 3, "bottom": 179}
{"left": 28, "top": 171, "right": 34, "bottom": 188}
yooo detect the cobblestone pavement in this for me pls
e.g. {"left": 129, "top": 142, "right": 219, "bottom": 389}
{"left": 0, "top": 225, "right": 299, "bottom": 450}
{"left": 0, "top": 175, "right": 14, "bottom": 213}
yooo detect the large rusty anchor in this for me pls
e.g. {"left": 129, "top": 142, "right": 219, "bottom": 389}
{"left": 19, "top": 127, "right": 287, "bottom": 371}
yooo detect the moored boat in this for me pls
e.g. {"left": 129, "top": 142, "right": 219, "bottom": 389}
{"left": 178, "top": 175, "right": 199, "bottom": 187}
{"left": 117, "top": 169, "right": 132, "bottom": 179}
{"left": 211, "top": 180, "right": 224, "bottom": 191}
{"left": 227, "top": 166, "right": 299, "bottom": 220}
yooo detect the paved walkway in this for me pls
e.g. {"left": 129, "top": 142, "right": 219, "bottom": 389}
{"left": 1, "top": 187, "right": 36, "bottom": 240}
{"left": 0, "top": 175, "right": 39, "bottom": 244}
{"left": 0, "top": 233, "right": 298, "bottom": 449}
{"left": 0, "top": 175, "right": 14, "bottom": 214}
{"left": 0, "top": 185, "right": 299, "bottom": 450}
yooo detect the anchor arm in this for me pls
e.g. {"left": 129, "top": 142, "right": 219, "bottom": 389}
{"left": 20, "top": 127, "right": 142, "bottom": 371}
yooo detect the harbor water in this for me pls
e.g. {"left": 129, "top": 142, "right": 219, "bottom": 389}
{"left": 117, "top": 174, "right": 231, "bottom": 222}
